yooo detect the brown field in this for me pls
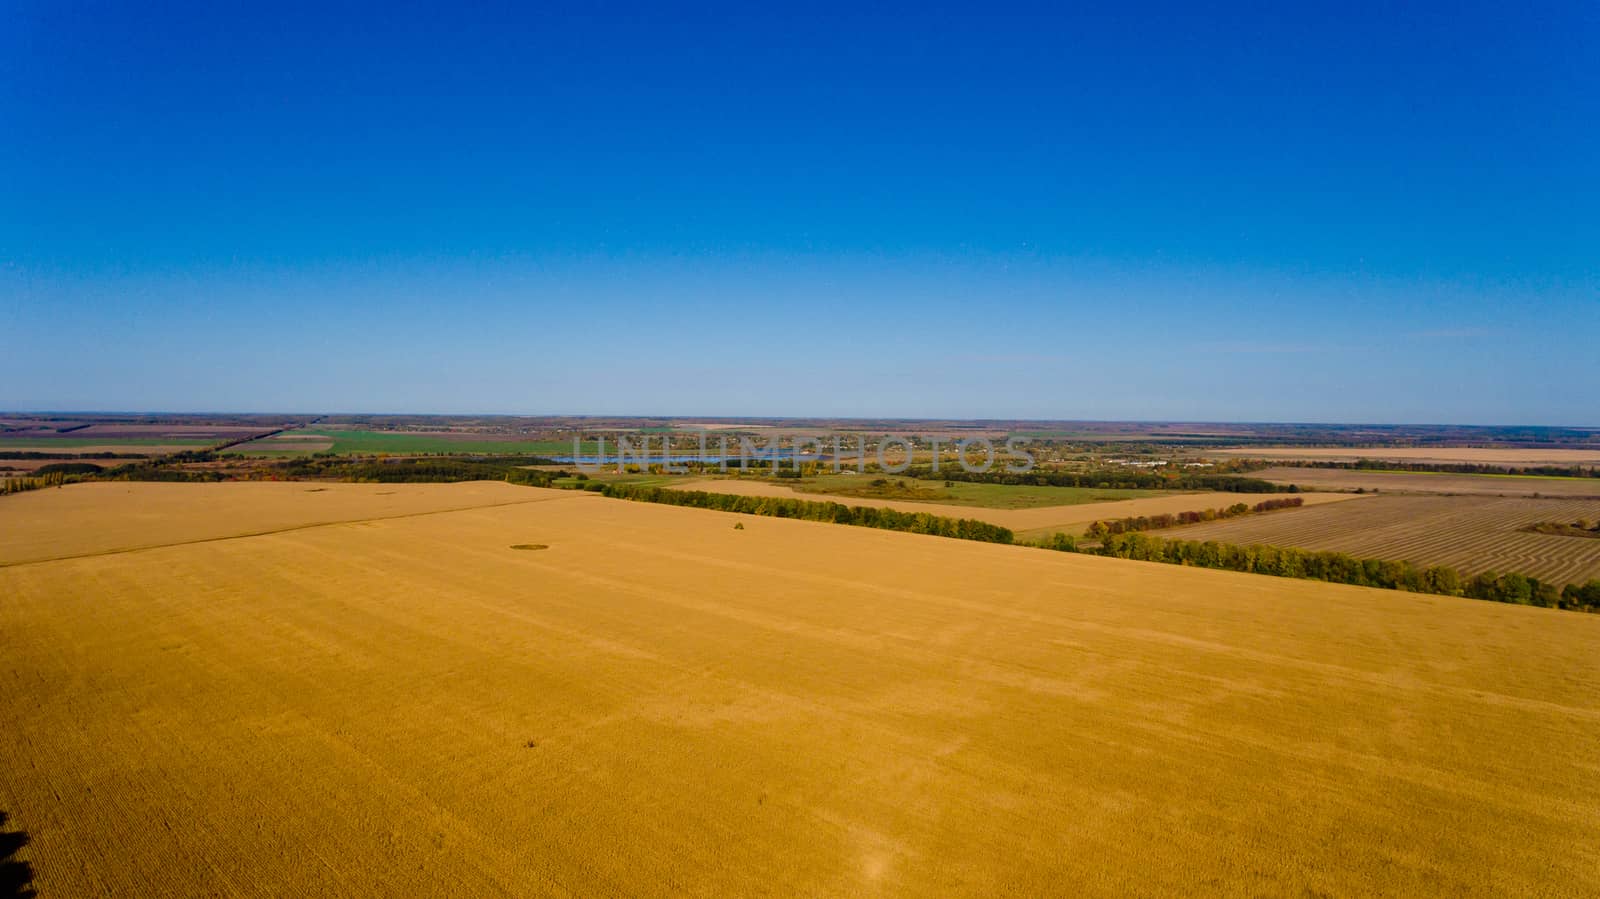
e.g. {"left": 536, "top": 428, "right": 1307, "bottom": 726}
{"left": 676, "top": 476, "right": 1359, "bottom": 538}
{"left": 1162, "top": 494, "right": 1600, "bottom": 585}
{"left": 3, "top": 483, "right": 1598, "bottom": 896}
{"left": 0, "top": 443, "right": 212, "bottom": 455}
{"left": 228, "top": 434, "right": 338, "bottom": 453}
{"left": 1210, "top": 446, "right": 1600, "bottom": 465}
{"left": 1255, "top": 466, "right": 1600, "bottom": 498}
{"left": 0, "top": 423, "right": 267, "bottom": 442}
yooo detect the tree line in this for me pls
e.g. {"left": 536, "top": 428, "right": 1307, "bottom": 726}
{"left": 901, "top": 466, "right": 1296, "bottom": 493}
{"left": 0, "top": 471, "right": 73, "bottom": 496}
{"left": 100, "top": 459, "right": 226, "bottom": 482}
{"left": 1268, "top": 458, "right": 1600, "bottom": 479}
{"left": 1085, "top": 497, "right": 1304, "bottom": 538}
{"left": 274, "top": 455, "right": 561, "bottom": 483}
{"left": 42, "top": 448, "right": 577, "bottom": 486}
{"left": 1038, "top": 531, "right": 1598, "bottom": 612}
{"left": 31, "top": 462, "right": 104, "bottom": 477}
{"left": 597, "top": 483, "right": 1015, "bottom": 544}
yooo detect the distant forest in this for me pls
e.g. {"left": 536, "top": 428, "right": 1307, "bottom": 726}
{"left": 902, "top": 466, "right": 1297, "bottom": 494}
{"left": 1268, "top": 458, "right": 1600, "bottom": 478}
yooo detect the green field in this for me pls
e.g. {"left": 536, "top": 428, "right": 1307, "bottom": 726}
{"left": 785, "top": 474, "right": 1171, "bottom": 509}
{"left": 224, "top": 430, "right": 594, "bottom": 456}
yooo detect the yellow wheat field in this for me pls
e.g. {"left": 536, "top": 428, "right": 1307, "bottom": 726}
{"left": 1, "top": 482, "right": 1598, "bottom": 896}
{"left": 0, "top": 480, "right": 544, "bottom": 566}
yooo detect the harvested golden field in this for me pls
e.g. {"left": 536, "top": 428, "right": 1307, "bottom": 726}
{"left": 675, "top": 476, "right": 1358, "bottom": 538}
{"left": 1165, "top": 494, "right": 1600, "bottom": 585}
{"left": 1254, "top": 466, "right": 1600, "bottom": 497}
{"left": 2, "top": 483, "right": 1599, "bottom": 896}
{"left": 1210, "top": 446, "right": 1600, "bottom": 465}
{"left": 0, "top": 480, "right": 542, "bottom": 566}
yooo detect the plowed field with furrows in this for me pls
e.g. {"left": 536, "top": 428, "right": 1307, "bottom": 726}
{"left": 1164, "top": 494, "right": 1600, "bottom": 584}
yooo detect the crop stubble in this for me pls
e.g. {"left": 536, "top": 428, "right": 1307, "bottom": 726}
{"left": 0, "top": 483, "right": 1597, "bottom": 896}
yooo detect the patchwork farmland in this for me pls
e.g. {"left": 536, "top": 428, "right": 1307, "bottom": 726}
{"left": 669, "top": 476, "right": 1360, "bottom": 540}
{"left": 1162, "top": 494, "right": 1600, "bottom": 585}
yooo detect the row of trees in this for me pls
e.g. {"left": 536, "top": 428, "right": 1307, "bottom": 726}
{"left": 598, "top": 484, "right": 1015, "bottom": 544}
{"left": 100, "top": 462, "right": 225, "bottom": 482}
{"left": 98, "top": 449, "right": 229, "bottom": 482}
{"left": 1039, "top": 531, "right": 1598, "bottom": 611}
{"left": 0, "top": 472, "right": 67, "bottom": 496}
{"left": 1085, "top": 498, "right": 1305, "bottom": 538}
{"left": 60, "top": 449, "right": 576, "bottom": 485}
{"left": 1270, "top": 458, "right": 1600, "bottom": 479}
{"left": 902, "top": 466, "right": 1294, "bottom": 493}
{"left": 31, "top": 462, "right": 103, "bottom": 477}
{"left": 503, "top": 467, "right": 571, "bottom": 488}
{"left": 271, "top": 455, "right": 561, "bottom": 483}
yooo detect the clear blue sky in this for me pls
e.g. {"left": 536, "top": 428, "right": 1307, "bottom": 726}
{"left": 4, "top": 2, "right": 1596, "bottom": 424}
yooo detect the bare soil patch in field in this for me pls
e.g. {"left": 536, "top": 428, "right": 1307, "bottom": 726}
{"left": 1254, "top": 466, "right": 1600, "bottom": 497}
{"left": 1211, "top": 446, "right": 1600, "bottom": 465}
{"left": 1163, "top": 493, "right": 1600, "bottom": 585}
{"left": 0, "top": 484, "right": 1596, "bottom": 895}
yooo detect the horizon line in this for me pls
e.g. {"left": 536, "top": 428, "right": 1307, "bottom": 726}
{"left": 4, "top": 410, "right": 1599, "bottom": 431}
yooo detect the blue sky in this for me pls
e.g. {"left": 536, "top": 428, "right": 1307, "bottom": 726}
{"left": 4, "top": 2, "right": 1596, "bottom": 423}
